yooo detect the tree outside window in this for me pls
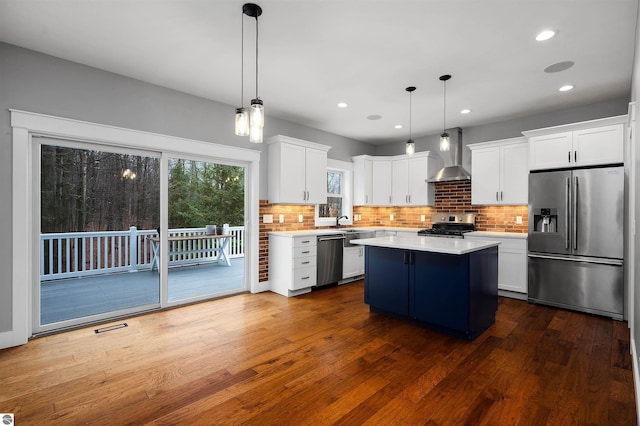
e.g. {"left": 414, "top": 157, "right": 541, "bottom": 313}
{"left": 318, "top": 171, "right": 342, "bottom": 217}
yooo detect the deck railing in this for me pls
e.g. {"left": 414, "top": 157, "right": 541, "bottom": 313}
{"left": 40, "top": 226, "right": 245, "bottom": 281}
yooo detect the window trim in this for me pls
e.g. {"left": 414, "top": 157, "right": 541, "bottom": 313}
{"left": 314, "top": 159, "right": 353, "bottom": 227}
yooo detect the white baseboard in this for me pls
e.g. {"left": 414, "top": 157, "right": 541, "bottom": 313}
{"left": 631, "top": 337, "right": 640, "bottom": 425}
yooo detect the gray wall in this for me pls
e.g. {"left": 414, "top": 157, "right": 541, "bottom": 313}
{"left": 375, "top": 97, "right": 629, "bottom": 172}
{"left": 0, "top": 42, "right": 375, "bottom": 334}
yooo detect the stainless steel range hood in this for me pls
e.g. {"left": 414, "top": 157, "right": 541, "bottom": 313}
{"left": 427, "top": 127, "right": 471, "bottom": 182}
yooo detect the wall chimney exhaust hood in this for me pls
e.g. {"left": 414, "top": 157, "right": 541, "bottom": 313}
{"left": 427, "top": 127, "right": 471, "bottom": 182}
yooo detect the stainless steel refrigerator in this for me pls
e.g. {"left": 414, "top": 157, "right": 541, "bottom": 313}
{"left": 528, "top": 165, "right": 624, "bottom": 320}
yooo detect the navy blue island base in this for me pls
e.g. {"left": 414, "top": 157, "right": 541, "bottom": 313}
{"left": 364, "top": 245, "right": 498, "bottom": 341}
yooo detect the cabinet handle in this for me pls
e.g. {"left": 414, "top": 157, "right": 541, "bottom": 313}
{"left": 568, "top": 151, "right": 571, "bottom": 163}
{"left": 389, "top": 195, "right": 392, "bottom": 204}
{"left": 496, "top": 191, "right": 499, "bottom": 201}
{"left": 500, "top": 191, "right": 503, "bottom": 201}
{"left": 365, "top": 195, "right": 368, "bottom": 203}
{"left": 574, "top": 151, "right": 577, "bottom": 163}
{"left": 301, "top": 261, "right": 310, "bottom": 264}
{"left": 301, "top": 250, "right": 310, "bottom": 253}
{"left": 301, "top": 276, "right": 310, "bottom": 280}
{"left": 301, "top": 240, "right": 310, "bottom": 244}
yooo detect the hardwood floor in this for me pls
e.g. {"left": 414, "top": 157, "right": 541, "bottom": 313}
{"left": 1, "top": 281, "right": 636, "bottom": 425}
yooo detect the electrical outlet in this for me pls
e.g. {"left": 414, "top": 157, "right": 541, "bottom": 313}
{"left": 279, "top": 214, "right": 285, "bottom": 223}
{"left": 516, "top": 216, "right": 523, "bottom": 224}
{"left": 263, "top": 214, "right": 273, "bottom": 224}
{"left": 298, "top": 214, "right": 303, "bottom": 222}
{"left": 420, "top": 215, "right": 425, "bottom": 222}
{"left": 389, "top": 214, "right": 394, "bottom": 221}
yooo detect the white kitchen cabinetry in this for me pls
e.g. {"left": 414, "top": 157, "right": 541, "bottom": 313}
{"left": 523, "top": 116, "right": 626, "bottom": 171}
{"left": 464, "top": 233, "right": 527, "bottom": 298}
{"left": 343, "top": 246, "right": 365, "bottom": 279}
{"left": 353, "top": 152, "right": 442, "bottom": 206}
{"left": 372, "top": 160, "right": 392, "bottom": 206}
{"left": 269, "top": 234, "right": 317, "bottom": 297}
{"left": 267, "top": 135, "right": 331, "bottom": 204}
{"left": 392, "top": 152, "right": 441, "bottom": 206}
{"left": 469, "top": 138, "right": 528, "bottom": 205}
{"left": 352, "top": 155, "right": 373, "bottom": 205}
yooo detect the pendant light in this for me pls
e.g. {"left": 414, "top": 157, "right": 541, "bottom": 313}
{"left": 234, "top": 6, "right": 249, "bottom": 136}
{"left": 244, "top": 3, "right": 264, "bottom": 143}
{"left": 405, "top": 86, "right": 416, "bottom": 155}
{"left": 439, "top": 74, "right": 451, "bottom": 152}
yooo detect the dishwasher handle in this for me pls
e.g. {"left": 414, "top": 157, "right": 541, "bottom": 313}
{"left": 317, "top": 235, "right": 346, "bottom": 242}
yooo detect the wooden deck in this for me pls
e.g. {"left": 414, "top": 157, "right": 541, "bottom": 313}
{"left": 41, "top": 258, "right": 245, "bottom": 324}
{"left": 4, "top": 281, "right": 636, "bottom": 425}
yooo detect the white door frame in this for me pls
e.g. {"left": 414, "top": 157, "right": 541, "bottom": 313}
{"left": 4, "top": 109, "right": 261, "bottom": 348}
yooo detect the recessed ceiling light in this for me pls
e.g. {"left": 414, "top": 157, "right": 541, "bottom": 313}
{"left": 366, "top": 115, "right": 382, "bottom": 120}
{"left": 544, "top": 61, "right": 574, "bottom": 73}
{"left": 559, "top": 85, "right": 574, "bottom": 92}
{"left": 395, "top": 124, "right": 403, "bottom": 129}
{"left": 536, "top": 29, "right": 557, "bottom": 41}
{"left": 460, "top": 109, "right": 471, "bottom": 114}
{"left": 337, "top": 102, "right": 348, "bottom": 108}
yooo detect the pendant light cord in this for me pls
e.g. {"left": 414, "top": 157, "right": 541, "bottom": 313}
{"left": 240, "top": 11, "right": 244, "bottom": 105}
{"left": 442, "top": 79, "right": 446, "bottom": 132}
{"left": 255, "top": 14, "right": 259, "bottom": 99}
{"left": 409, "top": 90, "right": 412, "bottom": 140}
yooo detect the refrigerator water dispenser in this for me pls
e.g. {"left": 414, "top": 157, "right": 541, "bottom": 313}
{"left": 533, "top": 208, "right": 557, "bottom": 233}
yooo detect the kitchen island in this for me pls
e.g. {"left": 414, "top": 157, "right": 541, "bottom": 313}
{"left": 352, "top": 235, "right": 499, "bottom": 341}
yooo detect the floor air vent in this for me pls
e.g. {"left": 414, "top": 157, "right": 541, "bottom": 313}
{"left": 94, "top": 323, "right": 128, "bottom": 334}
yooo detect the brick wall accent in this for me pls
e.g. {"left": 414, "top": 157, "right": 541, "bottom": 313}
{"left": 259, "top": 180, "right": 528, "bottom": 282}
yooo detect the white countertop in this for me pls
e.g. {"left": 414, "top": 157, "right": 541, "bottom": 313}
{"left": 465, "top": 231, "right": 528, "bottom": 239}
{"left": 269, "top": 227, "right": 418, "bottom": 237}
{"left": 351, "top": 235, "right": 500, "bottom": 255}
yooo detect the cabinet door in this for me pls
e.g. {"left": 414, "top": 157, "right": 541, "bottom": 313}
{"left": 408, "top": 156, "right": 431, "bottom": 205}
{"left": 353, "top": 158, "right": 373, "bottom": 205}
{"left": 391, "top": 159, "right": 409, "bottom": 205}
{"left": 573, "top": 124, "right": 623, "bottom": 167}
{"left": 343, "top": 247, "right": 361, "bottom": 279}
{"left": 278, "top": 143, "right": 306, "bottom": 203}
{"left": 305, "top": 147, "right": 328, "bottom": 204}
{"left": 498, "top": 249, "right": 527, "bottom": 293}
{"left": 500, "top": 143, "right": 529, "bottom": 204}
{"left": 411, "top": 251, "right": 469, "bottom": 332}
{"left": 372, "top": 160, "right": 392, "bottom": 206}
{"left": 529, "top": 132, "right": 573, "bottom": 171}
{"left": 471, "top": 147, "right": 500, "bottom": 205}
{"left": 364, "top": 246, "right": 409, "bottom": 316}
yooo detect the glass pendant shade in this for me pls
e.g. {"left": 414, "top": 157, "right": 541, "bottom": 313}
{"left": 235, "top": 107, "right": 249, "bottom": 136}
{"left": 250, "top": 98, "right": 264, "bottom": 129}
{"left": 406, "top": 139, "right": 415, "bottom": 155}
{"left": 249, "top": 122, "right": 263, "bottom": 143}
{"left": 440, "top": 132, "right": 450, "bottom": 151}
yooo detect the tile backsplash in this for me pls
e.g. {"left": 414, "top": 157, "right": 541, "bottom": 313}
{"left": 259, "top": 180, "right": 528, "bottom": 282}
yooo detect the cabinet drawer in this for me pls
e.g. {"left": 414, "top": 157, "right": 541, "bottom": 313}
{"left": 497, "top": 238, "right": 526, "bottom": 251}
{"left": 293, "top": 237, "right": 316, "bottom": 248}
{"left": 293, "top": 255, "right": 317, "bottom": 269}
{"left": 293, "top": 245, "right": 317, "bottom": 258}
{"left": 292, "top": 266, "right": 317, "bottom": 290}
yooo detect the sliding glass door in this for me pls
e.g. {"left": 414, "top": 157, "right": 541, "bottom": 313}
{"left": 37, "top": 139, "right": 161, "bottom": 332}
{"left": 166, "top": 157, "right": 246, "bottom": 302}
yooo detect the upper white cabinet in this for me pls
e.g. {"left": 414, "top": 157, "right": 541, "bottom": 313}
{"left": 267, "top": 135, "right": 331, "bottom": 204}
{"left": 353, "top": 152, "right": 442, "bottom": 206}
{"left": 372, "top": 159, "right": 392, "bottom": 206}
{"left": 352, "top": 156, "right": 373, "bottom": 205}
{"left": 469, "top": 137, "right": 528, "bottom": 205}
{"left": 523, "top": 116, "right": 626, "bottom": 171}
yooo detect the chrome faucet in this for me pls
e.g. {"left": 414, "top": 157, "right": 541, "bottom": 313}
{"left": 336, "top": 215, "right": 349, "bottom": 228}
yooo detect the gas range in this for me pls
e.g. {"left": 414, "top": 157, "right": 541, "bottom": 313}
{"left": 417, "top": 213, "right": 476, "bottom": 239}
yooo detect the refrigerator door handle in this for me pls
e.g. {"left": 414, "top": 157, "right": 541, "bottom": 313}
{"left": 528, "top": 253, "right": 623, "bottom": 266}
{"left": 573, "top": 176, "right": 578, "bottom": 250}
{"left": 565, "top": 176, "right": 570, "bottom": 249}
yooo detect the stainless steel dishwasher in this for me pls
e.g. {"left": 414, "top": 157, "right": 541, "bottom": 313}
{"left": 316, "top": 234, "right": 345, "bottom": 286}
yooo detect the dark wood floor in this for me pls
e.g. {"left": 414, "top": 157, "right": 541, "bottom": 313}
{"left": 1, "top": 281, "right": 636, "bottom": 425}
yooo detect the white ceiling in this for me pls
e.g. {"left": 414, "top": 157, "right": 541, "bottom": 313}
{"left": 0, "top": 0, "right": 637, "bottom": 145}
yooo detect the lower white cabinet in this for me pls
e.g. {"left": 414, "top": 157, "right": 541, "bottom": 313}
{"left": 343, "top": 246, "right": 365, "bottom": 279}
{"left": 269, "top": 235, "right": 317, "bottom": 297}
{"left": 464, "top": 233, "right": 527, "bottom": 297}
